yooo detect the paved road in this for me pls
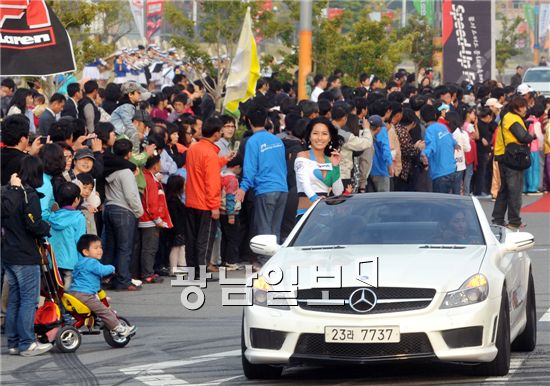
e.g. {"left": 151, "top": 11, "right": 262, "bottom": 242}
{"left": 2, "top": 197, "right": 549, "bottom": 386}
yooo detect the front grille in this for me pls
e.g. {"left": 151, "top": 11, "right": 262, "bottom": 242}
{"left": 250, "top": 328, "right": 286, "bottom": 350}
{"left": 297, "top": 287, "right": 436, "bottom": 314}
{"left": 294, "top": 333, "right": 433, "bottom": 359}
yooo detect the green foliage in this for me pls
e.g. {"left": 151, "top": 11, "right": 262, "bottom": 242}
{"left": 496, "top": 16, "right": 526, "bottom": 76}
{"left": 47, "top": 0, "right": 128, "bottom": 71}
{"left": 398, "top": 14, "right": 436, "bottom": 71}
{"left": 164, "top": 0, "right": 298, "bottom": 109}
{"left": 312, "top": 11, "right": 411, "bottom": 83}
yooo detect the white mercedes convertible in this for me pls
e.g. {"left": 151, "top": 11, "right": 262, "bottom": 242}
{"left": 242, "top": 193, "right": 536, "bottom": 379}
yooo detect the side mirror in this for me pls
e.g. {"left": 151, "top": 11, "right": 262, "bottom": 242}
{"left": 504, "top": 232, "right": 535, "bottom": 252}
{"left": 250, "top": 235, "right": 280, "bottom": 257}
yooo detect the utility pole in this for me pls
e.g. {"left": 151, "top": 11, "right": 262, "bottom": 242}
{"left": 193, "top": 0, "right": 198, "bottom": 37}
{"left": 402, "top": 0, "right": 406, "bottom": 28}
{"left": 298, "top": 0, "right": 312, "bottom": 101}
{"left": 533, "top": 1, "right": 540, "bottom": 65}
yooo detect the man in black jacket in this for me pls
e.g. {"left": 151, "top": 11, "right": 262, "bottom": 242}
{"left": 38, "top": 93, "right": 65, "bottom": 136}
{"left": 61, "top": 83, "right": 82, "bottom": 119}
{"left": 78, "top": 80, "right": 100, "bottom": 133}
{"left": 0, "top": 115, "right": 42, "bottom": 185}
{"left": 510, "top": 66, "right": 523, "bottom": 89}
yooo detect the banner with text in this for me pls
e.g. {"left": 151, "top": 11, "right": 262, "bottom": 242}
{"left": 0, "top": 0, "right": 76, "bottom": 76}
{"left": 442, "top": 0, "right": 492, "bottom": 84}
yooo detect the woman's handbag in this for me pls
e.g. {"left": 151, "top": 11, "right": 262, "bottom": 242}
{"left": 501, "top": 127, "right": 531, "bottom": 171}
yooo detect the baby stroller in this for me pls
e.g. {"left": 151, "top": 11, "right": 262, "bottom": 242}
{"left": 34, "top": 241, "right": 135, "bottom": 353}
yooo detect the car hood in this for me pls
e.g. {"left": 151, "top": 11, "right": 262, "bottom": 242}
{"left": 264, "top": 244, "right": 487, "bottom": 293}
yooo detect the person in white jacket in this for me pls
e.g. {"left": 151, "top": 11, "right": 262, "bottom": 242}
{"left": 448, "top": 111, "right": 471, "bottom": 195}
{"left": 295, "top": 117, "right": 343, "bottom": 218}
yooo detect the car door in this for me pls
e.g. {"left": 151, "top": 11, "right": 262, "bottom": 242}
{"left": 498, "top": 228, "right": 526, "bottom": 329}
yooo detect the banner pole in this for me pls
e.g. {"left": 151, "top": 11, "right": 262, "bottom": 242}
{"left": 491, "top": 0, "right": 496, "bottom": 80}
{"left": 298, "top": 0, "right": 312, "bottom": 102}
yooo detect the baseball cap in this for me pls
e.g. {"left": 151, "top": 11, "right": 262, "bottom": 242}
{"left": 121, "top": 81, "right": 151, "bottom": 101}
{"left": 133, "top": 109, "right": 155, "bottom": 129}
{"left": 516, "top": 83, "right": 534, "bottom": 96}
{"left": 74, "top": 148, "right": 95, "bottom": 161}
{"left": 485, "top": 98, "right": 503, "bottom": 109}
{"left": 367, "top": 115, "right": 384, "bottom": 128}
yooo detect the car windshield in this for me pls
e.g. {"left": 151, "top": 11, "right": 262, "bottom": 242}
{"left": 291, "top": 196, "right": 485, "bottom": 246}
{"left": 523, "top": 70, "right": 550, "bottom": 83}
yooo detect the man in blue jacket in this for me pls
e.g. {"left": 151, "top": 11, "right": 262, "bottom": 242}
{"left": 420, "top": 105, "right": 458, "bottom": 194}
{"left": 369, "top": 115, "right": 393, "bottom": 192}
{"left": 236, "top": 104, "right": 288, "bottom": 251}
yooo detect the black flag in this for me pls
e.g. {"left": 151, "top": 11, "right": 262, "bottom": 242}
{"left": 0, "top": 0, "right": 76, "bottom": 76}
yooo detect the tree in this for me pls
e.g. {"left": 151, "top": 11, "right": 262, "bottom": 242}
{"left": 398, "top": 14, "right": 436, "bottom": 72}
{"left": 164, "top": 0, "right": 293, "bottom": 111}
{"left": 496, "top": 16, "right": 526, "bottom": 77}
{"left": 48, "top": 0, "right": 132, "bottom": 70}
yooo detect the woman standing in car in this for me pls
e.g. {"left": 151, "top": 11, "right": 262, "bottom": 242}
{"left": 294, "top": 117, "right": 343, "bottom": 218}
{"left": 492, "top": 96, "right": 533, "bottom": 230}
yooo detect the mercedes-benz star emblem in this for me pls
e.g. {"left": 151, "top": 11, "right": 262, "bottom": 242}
{"left": 348, "top": 288, "right": 377, "bottom": 313}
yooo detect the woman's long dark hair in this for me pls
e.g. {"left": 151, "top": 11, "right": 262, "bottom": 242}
{"left": 445, "top": 111, "right": 463, "bottom": 132}
{"left": 7, "top": 88, "right": 32, "bottom": 114}
{"left": 304, "top": 117, "right": 343, "bottom": 156}
{"left": 18, "top": 156, "right": 44, "bottom": 189}
{"left": 165, "top": 174, "right": 184, "bottom": 201}
{"left": 38, "top": 143, "right": 65, "bottom": 177}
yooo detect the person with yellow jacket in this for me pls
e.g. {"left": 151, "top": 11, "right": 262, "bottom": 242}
{"left": 492, "top": 96, "right": 533, "bottom": 229}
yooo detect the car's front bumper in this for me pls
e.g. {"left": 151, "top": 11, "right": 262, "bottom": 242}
{"left": 243, "top": 293, "right": 501, "bottom": 365}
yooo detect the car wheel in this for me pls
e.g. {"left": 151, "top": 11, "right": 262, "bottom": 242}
{"left": 472, "top": 286, "right": 511, "bottom": 376}
{"left": 512, "top": 269, "right": 537, "bottom": 352}
{"left": 241, "top": 317, "right": 283, "bottom": 379}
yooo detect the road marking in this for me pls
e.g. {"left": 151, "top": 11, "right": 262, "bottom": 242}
{"left": 540, "top": 307, "right": 550, "bottom": 322}
{"left": 189, "top": 375, "right": 244, "bottom": 386}
{"left": 120, "top": 350, "right": 241, "bottom": 386}
{"left": 135, "top": 374, "right": 189, "bottom": 385}
{"left": 195, "top": 350, "right": 240, "bottom": 359}
{"left": 120, "top": 358, "right": 213, "bottom": 374}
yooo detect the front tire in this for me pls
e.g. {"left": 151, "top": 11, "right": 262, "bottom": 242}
{"left": 241, "top": 318, "right": 283, "bottom": 379}
{"left": 512, "top": 270, "right": 537, "bottom": 352}
{"left": 103, "top": 316, "right": 132, "bottom": 348}
{"left": 472, "top": 286, "right": 511, "bottom": 376}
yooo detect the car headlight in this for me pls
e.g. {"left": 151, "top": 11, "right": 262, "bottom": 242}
{"left": 252, "top": 276, "right": 289, "bottom": 310}
{"left": 440, "top": 274, "right": 489, "bottom": 309}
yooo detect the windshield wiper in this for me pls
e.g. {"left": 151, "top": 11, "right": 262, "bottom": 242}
{"left": 300, "top": 245, "right": 347, "bottom": 251}
{"left": 419, "top": 244, "right": 466, "bottom": 249}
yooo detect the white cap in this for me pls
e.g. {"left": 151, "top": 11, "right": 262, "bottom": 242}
{"left": 485, "top": 98, "right": 503, "bottom": 109}
{"left": 517, "top": 83, "right": 534, "bottom": 95}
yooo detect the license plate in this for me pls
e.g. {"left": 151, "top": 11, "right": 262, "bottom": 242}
{"left": 324, "top": 326, "right": 400, "bottom": 343}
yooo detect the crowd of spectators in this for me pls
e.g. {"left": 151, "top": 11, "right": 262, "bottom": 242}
{"left": 1, "top": 63, "right": 549, "bottom": 355}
